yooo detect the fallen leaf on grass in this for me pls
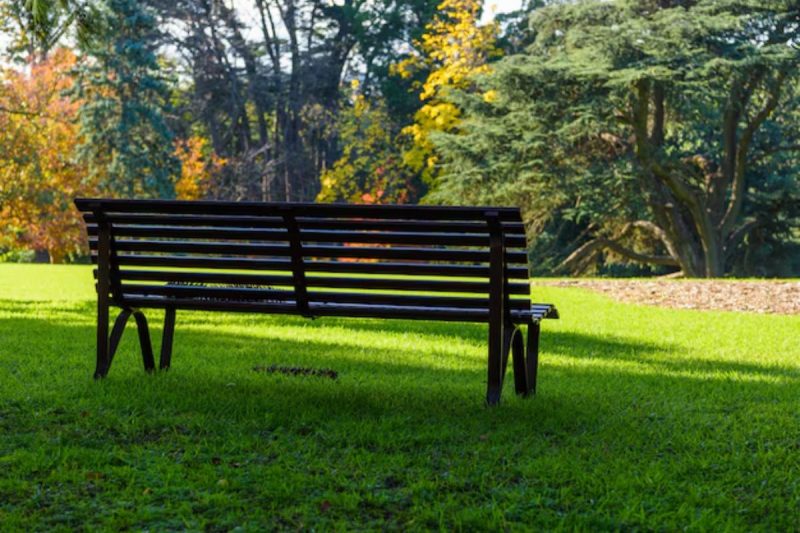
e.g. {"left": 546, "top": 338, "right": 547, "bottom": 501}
{"left": 383, "top": 476, "right": 402, "bottom": 489}
{"left": 252, "top": 365, "right": 338, "bottom": 380}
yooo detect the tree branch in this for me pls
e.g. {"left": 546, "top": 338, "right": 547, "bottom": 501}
{"left": 629, "top": 220, "right": 669, "bottom": 245}
{"left": 725, "top": 218, "right": 761, "bottom": 258}
{"left": 0, "top": 105, "right": 40, "bottom": 118}
{"left": 720, "top": 69, "right": 764, "bottom": 198}
{"left": 0, "top": 105, "right": 70, "bottom": 123}
{"left": 720, "top": 67, "right": 789, "bottom": 236}
{"left": 631, "top": 81, "right": 704, "bottom": 214}
{"left": 650, "top": 82, "right": 664, "bottom": 146}
{"left": 558, "top": 223, "right": 680, "bottom": 274}
{"left": 557, "top": 238, "right": 606, "bottom": 274}
{"left": 632, "top": 81, "right": 721, "bottom": 275}
{"left": 604, "top": 239, "right": 679, "bottom": 266}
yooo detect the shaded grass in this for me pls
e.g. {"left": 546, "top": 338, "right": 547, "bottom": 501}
{"left": 0, "top": 264, "right": 799, "bottom": 530}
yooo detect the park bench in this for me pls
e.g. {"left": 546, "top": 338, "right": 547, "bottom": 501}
{"left": 75, "top": 198, "right": 558, "bottom": 405}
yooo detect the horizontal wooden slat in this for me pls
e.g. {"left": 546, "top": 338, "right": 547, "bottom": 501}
{"left": 91, "top": 239, "right": 289, "bottom": 256}
{"left": 122, "top": 284, "right": 294, "bottom": 302}
{"left": 120, "top": 284, "right": 531, "bottom": 310}
{"left": 83, "top": 214, "right": 525, "bottom": 234}
{"left": 84, "top": 214, "right": 285, "bottom": 229}
{"left": 99, "top": 254, "right": 530, "bottom": 279}
{"left": 116, "top": 270, "right": 295, "bottom": 286}
{"left": 119, "top": 296, "right": 549, "bottom": 323}
{"left": 307, "top": 261, "right": 529, "bottom": 279}
{"left": 299, "top": 230, "right": 526, "bottom": 248}
{"left": 86, "top": 225, "right": 525, "bottom": 247}
{"left": 75, "top": 198, "right": 523, "bottom": 221}
{"left": 309, "top": 277, "right": 532, "bottom": 294}
{"left": 87, "top": 225, "right": 289, "bottom": 242}
{"left": 304, "top": 245, "right": 528, "bottom": 263}
{"left": 309, "top": 291, "right": 531, "bottom": 310}
{"left": 299, "top": 219, "right": 526, "bottom": 234}
{"left": 89, "top": 239, "right": 529, "bottom": 263}
{"left": 114, "top": 269, "right": 530, "bottom": 294}
{"left": 105, "top": 254, "right": 289, "bottom": 271}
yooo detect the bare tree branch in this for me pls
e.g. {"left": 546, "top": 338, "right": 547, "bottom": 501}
{"left": 725, "top": 218, "right": 761, "bottom": 257}
{"left": 558, "top": 226, "right": 679, "bottom": 274}
{"left": 603, "top": 239, "right": 679, "bottom": 266}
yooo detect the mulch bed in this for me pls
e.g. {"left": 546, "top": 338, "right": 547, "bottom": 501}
{"left": 536, "top": 280, "right": 800, "bottom": 315}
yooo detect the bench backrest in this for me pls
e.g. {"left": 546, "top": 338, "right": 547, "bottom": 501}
{"left": 76, "top": 199, "right": 532, "bottom": 323}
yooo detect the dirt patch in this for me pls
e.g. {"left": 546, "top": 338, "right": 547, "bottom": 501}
{"left": 536, "top": 280, "right": 800, "bottom": 315}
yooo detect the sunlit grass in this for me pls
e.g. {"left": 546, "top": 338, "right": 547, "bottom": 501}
{"left": 0, "top": 264, "right": 798, "bottom": 530}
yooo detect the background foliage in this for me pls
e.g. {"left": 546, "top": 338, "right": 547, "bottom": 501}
{"left": 0, "top": 0, "right": 797, "bottom": 276}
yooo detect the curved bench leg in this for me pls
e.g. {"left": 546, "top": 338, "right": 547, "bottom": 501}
{"left": 95, "top": 298, "right": 110, "bottom": 379}
{"left": 527, "top": 321, "right": 541, "bottom": 396}
{"left": 132, "top": 310, "right": 156, "bottom": 373}
{"left": 486, "top": 320, "right": 513, "bottom": 406}
{"left": 107, "top": 309, "right": 133, "bottom": 368}
{"left": 511, "top": 326, "right": 528, "bottom": 396}
{"left": 501, "top": 322, "right": 512, "bottom": 383}
{"left": 96, "top": 309, "right": 130, "bottom": 378}
{"left": 95, "top": 308, "right": 157, "bottom": 377}
{"left": 510, "top": 321, "right": 541, "bottom": 397}
{"left": 159, "top": 307, "right": 176, "bottom": 370}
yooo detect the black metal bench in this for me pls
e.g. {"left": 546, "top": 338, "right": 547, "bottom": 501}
{"left": 76, "top": 198, "right": 558, "bottom": 405}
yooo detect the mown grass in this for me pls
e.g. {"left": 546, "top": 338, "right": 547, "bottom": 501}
{"left": 0, "top": 263, "right": 798, "bottom": 530}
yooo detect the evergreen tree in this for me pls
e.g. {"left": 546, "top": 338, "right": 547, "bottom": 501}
{"left": 432, "top": 0, "right": 800, "bottom": 277}
{"left": 73, "top": 0, "right": 178, "bottom": 198}
{"left": 1, "top": 0, "right": 99, "bottom": 60}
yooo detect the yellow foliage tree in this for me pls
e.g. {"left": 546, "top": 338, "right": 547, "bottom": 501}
{"left": 318, "top": 81, "right": 418, "bottom": 205}
{"left": 392, "top": 0, "right": 499, "bottom": 182}
{"left": 174, "top": 135, "right": 226, "bottom": 200}
{"left": 0, "top": 48, "right": 98, "bottom": 263}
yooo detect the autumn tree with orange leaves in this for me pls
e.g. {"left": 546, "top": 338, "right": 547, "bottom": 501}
{"left": 174, "top": 135, "right": 226, "bottom": 201}
{"left": 0, "top": 48, "right": 98, "bottom": 263}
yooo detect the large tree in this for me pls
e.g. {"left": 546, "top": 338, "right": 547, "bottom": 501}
{"left": 146, "top": 0, "right": 437, "bottom": 202}
{"left": 0, "top": 49, "right": 97, "bottom": 262}
{"left": 433, "top": 0, "right": 800, "bottom": 277}
{"left": 72, "top": 0, "right": 180, "bottom": 198}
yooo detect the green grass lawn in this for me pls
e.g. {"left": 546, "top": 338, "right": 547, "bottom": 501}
{"left": 1, "top": 264, "right": 798, "bottom": 530}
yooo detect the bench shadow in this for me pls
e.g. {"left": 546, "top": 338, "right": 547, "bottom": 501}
{"left": 0, "top": 300, "right": 797, "bottom": 429}
{"left": 544, "top": 330, "right": 800, "bottom": 381}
